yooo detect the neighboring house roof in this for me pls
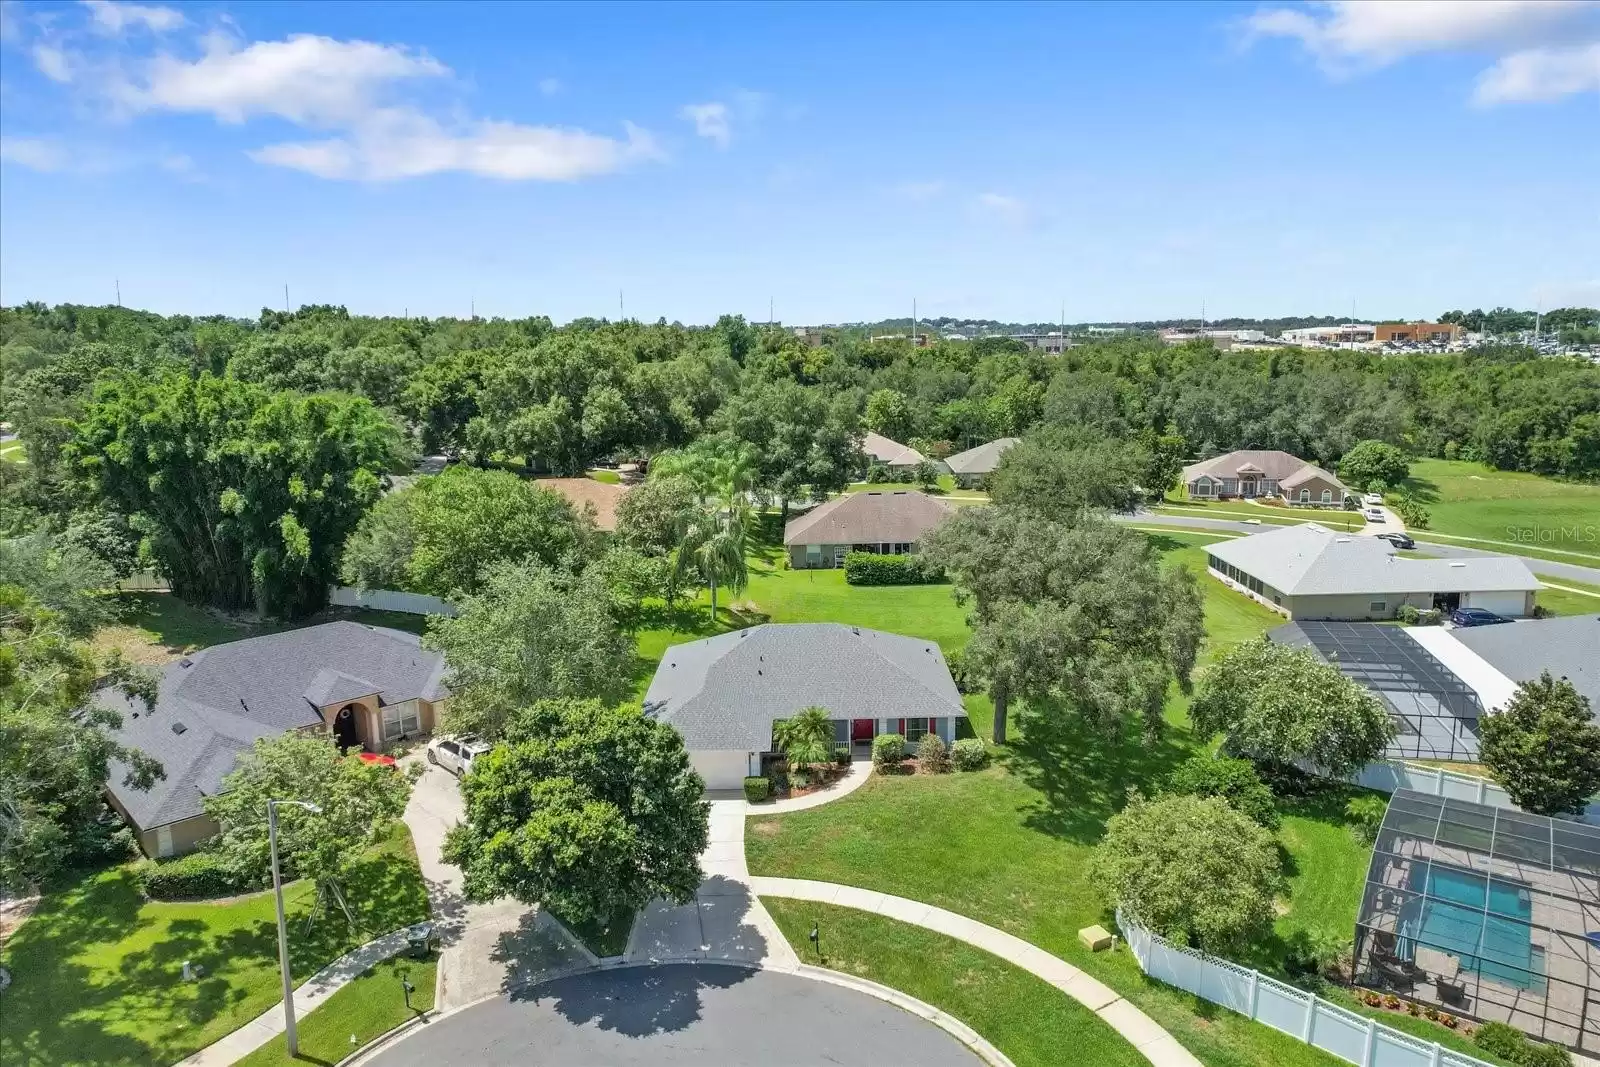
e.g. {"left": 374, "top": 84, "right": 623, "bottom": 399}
{"left": 99, "top": 622, "right": 449, "bottom": 831}
{"left": 535, "top": 477, "right": 630, "bottom": 531}
{"left": 1207, "top": 523, "right": 1540, "bottom": 597}
{"left": 861, "top": 432, "right": 927, "bottom": 467}
{"left": 1450, "top": 615, "right": 1600, "bottom": 715}
{"left": 782, "top": 490, "right": 953, "bottom": 547}
{"left": 944, "top": 437, "right": 1019, "bottom": 476}
{"left": 643, "top": 622, "right": 964, "bottom": 751}
{"left": 1181, "top": 449, "right": 1348, "bottom": 493}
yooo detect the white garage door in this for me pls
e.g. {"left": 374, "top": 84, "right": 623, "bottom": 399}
{"left": 689, "top": 750, "right": 750, "bottom": 791}
{"left": 1463, "top": 591, "right": 1527, "bottom": 616}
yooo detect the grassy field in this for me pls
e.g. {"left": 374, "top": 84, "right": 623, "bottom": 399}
{"left": 1534, "top": 574, "right": 1600, "bottom": 615}
{"left": 0, "top": 824, "right": 430, "bottom": 1067}
{"left": 0, "top": 439, "right": 26, "bottom": 463}
{"left": 235, "top": 952, "right": 437, "bottom": 1067}
{"left": 1402, "top": 458, "right": 1600, "bottom": 560}
{"left": 764, "top": 899, "right": 1151, "bottom": 1067}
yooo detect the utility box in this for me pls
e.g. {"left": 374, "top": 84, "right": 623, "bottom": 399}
{"left": 1078, "top": 925, "right": 1113, "bottom": 952}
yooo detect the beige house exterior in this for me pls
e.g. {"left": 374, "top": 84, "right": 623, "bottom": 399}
{"left": 1182, "top": 449, "right": 1350, "bottom": 506}
{"left": 783, "top": 489, "right": 954, "bottom": 569}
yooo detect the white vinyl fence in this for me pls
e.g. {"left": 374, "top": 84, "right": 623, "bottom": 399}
{"left": 328, "top": 586, "right": 456, "bottom": 617}
{"left": 1116, "top": 910, "right": 1495, "bottom": 1067}
{"left": 1345, "top": 759, "right": 1600, "bottom": 825}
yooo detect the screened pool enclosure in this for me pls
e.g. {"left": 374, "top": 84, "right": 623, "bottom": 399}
{"left": 1355, "top": 790, "right": 1600, "bottom": 1053}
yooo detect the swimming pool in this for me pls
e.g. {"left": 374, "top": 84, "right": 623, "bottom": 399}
{"left": 1405, "top": 865, "right": 1545, "bottom": 992}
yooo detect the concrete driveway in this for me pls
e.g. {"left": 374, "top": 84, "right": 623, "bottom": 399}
{"left": 403, "top": 759, "right": 591, "bottom": 1010}
{"left": 360, "top": 964, "right": 981, "bottom": 1066}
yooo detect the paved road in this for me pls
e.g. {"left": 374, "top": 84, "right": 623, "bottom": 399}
{"left": 362, "top": 964, "right": 981, "bottom": 1066}
{"left": 1115, "top": 511, "right": 1600, "bottom": 586}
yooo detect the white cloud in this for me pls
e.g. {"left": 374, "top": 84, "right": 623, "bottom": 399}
{"left": 117, "top": 33, "right": 448, "bottom": 125}
{"left": 974, "top": 192, "right": 1031, "bottom": 228}
{"left": 0, "top": 136, "right": 69, "bottom": 171}
{"left": 679, "top": 101, "right": 731, "bottom": 147}
{"left": 1245, "top": 0, "right": 1600, "bottom": 102}
{"left": 250, "top": 109, "right": 660, "bottom": 182}
{"left": 1475, "top": 41, "right": 1600, "bottom": 102}
{"left": 538, "top": 76, "right": 562, "bottom": 96}
{"left": 82, "top": 0, "right": 184, "bottom": 35}
{"left": 33, "top": 43, "right": 74, "bottom": 82}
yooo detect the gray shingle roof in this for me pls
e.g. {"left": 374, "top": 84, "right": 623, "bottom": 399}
{"left": 1451, "top": 615, "right": 1600, "bottom": 714}
{"left": 861, "top": 432, "right": 927, "bottom": 467}
{"left": 943, "top": 437, "right": 1019, "bottom": 476}
{"left": 642, "top": 623, "right": 964, "bottom": 751}
{"left": 1181, "top": 449, "right": 1346, "bottom": 491}
{"left": 100, "top": 622, "right": 448, "bottom": 830}
{"left": 783, "top": 490, "right": 953, "bottom": 547}
{"left": 1207, "top": 523, "right": 1539, "bottom": 597}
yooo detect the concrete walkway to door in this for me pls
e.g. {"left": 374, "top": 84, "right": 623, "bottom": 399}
{"left": 752, "top": 876, "right": 1204, "bottom": 1067}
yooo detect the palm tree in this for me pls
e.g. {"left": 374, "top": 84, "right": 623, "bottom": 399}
{"left": 773, "top": 706, "right": 834, "bottom": 782}
{"left": 672, "top": 503, "right": 749, "bottom": 621}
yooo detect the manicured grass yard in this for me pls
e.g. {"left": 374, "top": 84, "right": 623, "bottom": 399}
{"left": 764, "top": 899, "right": 1149, "bottom": 1067}
{"left": 1402, "top": 458, "right": 1600, "bottom": 561}
{"left": 1534, "top": 573, "right": 1600, "bottom": 615}
{"left": 0, "top": 824, "right": 430, "bottom": 1067}
{"left": 234, "top": 952, "right": 437, "bottom": 1067}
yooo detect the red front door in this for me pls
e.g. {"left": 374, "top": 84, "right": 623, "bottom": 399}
{"left": 851, "top": 718, "right": 874, "bottom": 742}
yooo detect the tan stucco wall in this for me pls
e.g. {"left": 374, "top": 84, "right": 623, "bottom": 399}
{"left": 135, "top": 813, "right": 221, "bottom": 858}
{"left": 1283, "top": 475, "right": 1346, "bottom": 503}
{"left": 1285, "top": 591, "right": 1433, "bottom": 620}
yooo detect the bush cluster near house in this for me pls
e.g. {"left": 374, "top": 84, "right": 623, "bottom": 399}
{"left": 1474, "top": 1021, "right": 1574, "bottom": 1067}
{"left": 843, "top": 551, "right": 940, "bottom": 586}
{"left": 950, "top": 737, "right": 989, "bottom": 771}
{"left": 133, "top": 850, "right": 252, "bottom": 900}
{"left": 872, "top": 733, "right": 906, "bottom": 770}
{"left": 1162, "top": 754, "right": 1279, "bottom": 829}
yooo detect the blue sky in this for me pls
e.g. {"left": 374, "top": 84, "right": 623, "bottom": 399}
{"left": 2, "top": 0, "right": 1597, "bottom": 324}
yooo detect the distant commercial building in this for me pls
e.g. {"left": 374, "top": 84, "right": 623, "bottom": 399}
{"left": 1011, "top": 332, "right": 1070, "bottom": 354}
{"left": 1373, "top": 322, "right": 1464, "bottom": 344}
{"left": 1083, "top": 326, "right": 1126, "bottom": 335}
{"left": 1159, "top": 328, "right": 1266, "bottom": 348}
{"left": 793, "top": 327, "right": 826, "bottom": 348}
{"left": 1280, "top": 324, "right": 1376, "bottom": 346}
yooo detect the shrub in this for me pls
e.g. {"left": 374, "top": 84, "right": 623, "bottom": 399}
{"left": 844, "top": 552, "right": 939, "bottom": 586}
{"left": 945, "top": 648, "right": 972, "bottom": 693}
{"left": 951, "top": 737, "right": 989, "bottom": 771}
{"left": 872, "top": 733, "right": 905, "bottom": 770}
{"left": 1416, "top": 608, "right": 1442, "bottom": 626}
{"left": 743, "top": 776, "right": 771, "bottom": 802}
{"left": 834, "top": 743, "right": 851, "bottom": 766}
{"left": 1345, "top": 794, "right": 1388, "bottom": 844}
{"left": 1531, "top": 603, "right": 1554, "bottom": 620}
{"left": 1522, "top": 1042, "right": 1573, "bottom": 1067}
{"left": 917, "top": 734, "right": 950, "bottom": 774}
{"left": 865, "top": 462, "right": 891, "bottom": 483}
{"left": 133, "top": 850, "right": 243, "bottom": 900}
{"left": 1397, "top": 605, "right": 1421, "bottom": 625}
{"left": 1163, "top": 755, "right": 1279, "bottom": 829}
{"left": 1474, "top": 1022, "right": 1529, "bottom": 1062}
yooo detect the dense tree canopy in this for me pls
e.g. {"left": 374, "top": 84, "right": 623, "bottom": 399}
{"left": 1337, "top": 439, "right": 1411, "bottom": 491}
{"left": 1480, "top": 673, "right": 1600, "bottom": 816}
{"left": 69, "top": 372, "right": 402, "bottom": 616}
{"left": 443, "top": 697, "right": 708, "bottom": 925}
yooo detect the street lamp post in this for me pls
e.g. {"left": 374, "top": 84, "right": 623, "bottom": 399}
{"left": 269, "top": 798, "right": 322, "bottom": 1057}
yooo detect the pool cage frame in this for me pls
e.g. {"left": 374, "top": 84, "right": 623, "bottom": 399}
{"left": 1271, "top": 621, "right": 1484, "bottom": 762}
{"left": 1354, "top": 790, "right": 1600, "bottom": 1054}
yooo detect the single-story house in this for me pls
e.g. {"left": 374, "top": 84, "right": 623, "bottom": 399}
{"left": 642, "top": 622, "right": 966, "bottom": 790}
{"left": 1181, "top": 449, "right": 1349, "bottom": 505}
{"left": 944, "top": 437, "right": 1019, "bottom": 488}
{"left": 1444, "top": 614, "right": 1599, "bottom": 715}
{"left": 861, "top": 431, "right": 929, "bottom": 470}
{"left": 1206, "top": 523, "right": 1539, "bottom": 620}
{"left": 99, "top": 622, "right": 449, "bottom": 858}
{"left": 535, "top": 476, "right": 630, "bottom": 531}
{"left": 782, "top": 489, "right": 954, "bottom": 569}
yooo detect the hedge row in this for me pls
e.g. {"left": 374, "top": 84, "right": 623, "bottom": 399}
{"left": 843, "top": 552, "right": 940, "bottom": 586}
{"left": 132, "top": 850, "right": 247, "bottom": 900}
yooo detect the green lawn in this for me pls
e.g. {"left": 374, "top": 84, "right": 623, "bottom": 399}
{"left": 1, "top": 823, "right": 430, "bottom": 1067}
{"left": 586, "top": 468, "right": 622, "bottom": 484}
{"left": 1534, "top": 574, "right": 1600, "bottom": 616}
{"left": 0, "top": 440, "right": 26, "bottom": 463}
{"left": 235, "top": 953, "right": 437, "bottom": 1067}
{"left": 1402, "top": 458, "right": 1600, "bottom": 561}
{"left": 763, "top": 899, "right": 1150, "bottom": 1067}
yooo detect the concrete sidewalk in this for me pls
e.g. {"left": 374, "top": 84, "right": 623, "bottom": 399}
{"left": 752, "top": 876, "right": 1203, "bottom": 1067}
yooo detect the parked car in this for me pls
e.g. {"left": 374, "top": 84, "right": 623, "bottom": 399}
{"left": 1376, "top": 532, "right": 1415, "bottom": 549}
{"left": 1450, "top": 607, "right": 1512, "bottom": 628}
{"left": 427, "top": 735, "right": 491, "bottom": 776}
{"left": 1363, "top": 492, "right": 1384, "bottom": 506}
{"left": 1363, "top": 507, "right": 1385, "bottom": 522}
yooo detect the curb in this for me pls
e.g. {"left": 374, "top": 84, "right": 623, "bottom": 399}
{"left": 345, "top": 957, "right": 1012, "bottom": 1066}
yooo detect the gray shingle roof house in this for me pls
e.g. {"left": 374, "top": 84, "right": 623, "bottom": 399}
{"left": 643, "top": 623, "right": 965, "bottom": 789}
{"left": 943, "top": 437, "right": 1019, "bottom": 487}
{"left": 1206, "top": 523, "right": 1539, "bottom": 620}
{"left": 782, "top": 489, "right": 954, "bottom": 569}
{"left": 1181, "top": 449, "right": 1348, "bottom": 504}
{"left": 861, "top": 431, "right": 928, "bottom": 468}
{"left": 1451, "top": 615, "right": 1600, "bottom": 714}
{"left": 99, "top": 621, "right": 448, "bottom": 858}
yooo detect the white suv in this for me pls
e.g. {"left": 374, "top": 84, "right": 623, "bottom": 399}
{"left": 426, "top": 735, "right": 491, "bottom": 777}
